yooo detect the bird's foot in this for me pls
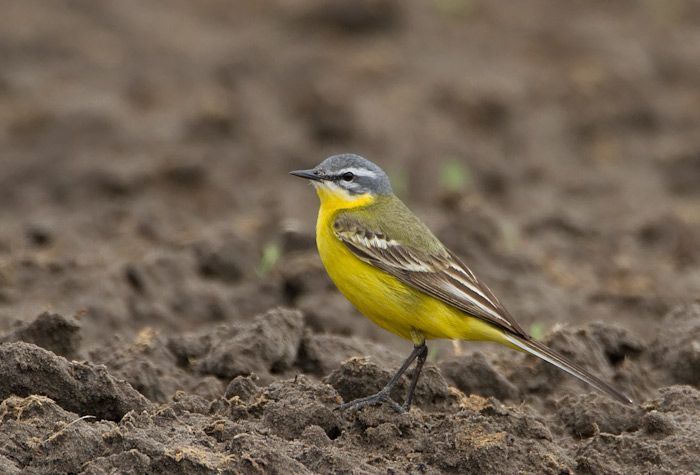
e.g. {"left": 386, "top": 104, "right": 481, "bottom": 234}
{"left": 336, "top": 390, "right": 405, "bottom": 413}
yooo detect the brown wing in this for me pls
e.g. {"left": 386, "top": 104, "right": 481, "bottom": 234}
{"left": 333, "top": 216, "right": 529, "bottom": 338}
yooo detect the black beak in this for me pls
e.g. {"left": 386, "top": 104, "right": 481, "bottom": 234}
{"left": 289, "top": 169, "right": 323, "bottom": 181}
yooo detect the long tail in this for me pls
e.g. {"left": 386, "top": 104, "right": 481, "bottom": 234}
{"left": 503, "top": 333, "right": 633, "bottom": 405}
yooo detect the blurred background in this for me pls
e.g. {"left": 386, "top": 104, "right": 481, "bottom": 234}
{"left": 1, "top": 0, "right": 699, "bottom": 351}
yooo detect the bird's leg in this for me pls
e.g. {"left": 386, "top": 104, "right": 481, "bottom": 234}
{"left": 337, "top": 343, "right": 427, "bottom": 413}
{"left": 402, "top": 343, "right": 428, "bottom": 411}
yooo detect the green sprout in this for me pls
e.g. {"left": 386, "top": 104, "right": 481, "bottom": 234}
{"left": 439, "top": 159, "right": 472, "bottom": 193}
{"left": 257, "top": 241, "right": 281, "bottom": 277}
{"left": 529, "top": 322, "right": 545, "bottom": 341}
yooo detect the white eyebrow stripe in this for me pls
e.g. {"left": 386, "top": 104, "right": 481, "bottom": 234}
{"left": 338, "top": 167, "right": 377, "bottom": 178}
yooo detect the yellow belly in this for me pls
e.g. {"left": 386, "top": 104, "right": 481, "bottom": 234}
{"left": 316, "top": 208, "right": 510, "bottom": 346}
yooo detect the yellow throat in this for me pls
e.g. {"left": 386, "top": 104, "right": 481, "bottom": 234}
{"left": 314, "top": 181, "right": 375, "bottom": 213}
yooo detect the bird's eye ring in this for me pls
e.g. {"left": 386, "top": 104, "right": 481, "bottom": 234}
{"left": 341, "top": 172, "right": 355, "bottom": 182}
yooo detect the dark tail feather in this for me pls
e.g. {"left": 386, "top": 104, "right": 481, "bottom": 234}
{"left": 504, "top": 333, "right": 633, "bottom": 405}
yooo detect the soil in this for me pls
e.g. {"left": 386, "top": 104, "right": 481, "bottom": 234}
{"left": 1, "top": 1, "right": 699, "bottom": 474}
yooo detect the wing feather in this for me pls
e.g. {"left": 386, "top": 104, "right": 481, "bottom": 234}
{"left": 335, "top": 216, "right": 528, "bottom": 338}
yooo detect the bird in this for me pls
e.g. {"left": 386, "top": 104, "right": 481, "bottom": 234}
{"left": 290, "top": 153, "right": 633, "bottom": 412}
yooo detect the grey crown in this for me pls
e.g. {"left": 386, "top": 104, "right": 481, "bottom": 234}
{"left": 314, "top": 154, "right": 393, "bottom": 195}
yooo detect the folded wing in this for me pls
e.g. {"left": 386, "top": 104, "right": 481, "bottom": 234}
{"left": 333, "top": 214, "right": 529, "bottom": 339}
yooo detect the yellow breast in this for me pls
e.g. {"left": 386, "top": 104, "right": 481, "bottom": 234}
{"left": 313, "top": 184, "right": 512, "bottom": 346}
{"left": 316, "top": 207, "right": 419, "bottom": 341}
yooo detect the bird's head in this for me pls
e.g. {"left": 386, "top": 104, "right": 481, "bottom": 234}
{"left": 290, "top": 154, "right": 392, "bottom": 208}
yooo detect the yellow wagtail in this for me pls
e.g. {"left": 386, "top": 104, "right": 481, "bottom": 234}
{"left": 291, "top": 154, "right": 632, "bottom": 411}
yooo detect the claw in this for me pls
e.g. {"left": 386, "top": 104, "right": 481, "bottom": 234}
{"left": 335, "top": 343, "right": 427, "bottom": 414}
{"left": 336, "top": 389, "right": 404, "bottom": 413}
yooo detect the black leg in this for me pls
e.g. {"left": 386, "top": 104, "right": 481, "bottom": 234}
{"left": 337, "top": 343, "right": 428, "bottom": 413}
{"left": 402, "top": 344, "right": 428, "bottom": 411}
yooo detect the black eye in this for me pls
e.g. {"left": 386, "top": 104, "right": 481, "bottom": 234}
{"left": 341, "top": 172, "right": 355, "bottom": 182}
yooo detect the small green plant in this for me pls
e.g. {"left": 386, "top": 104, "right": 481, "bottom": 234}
{"left": 439, "top": 159, "right": 472, "bottom": 193}
{"left": 529, "top": 322, "right": 545, "bottom": 341}
{"left": 257, "top": 241, "right": 281, "bottom": 277}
